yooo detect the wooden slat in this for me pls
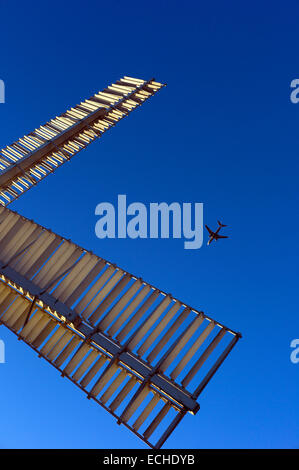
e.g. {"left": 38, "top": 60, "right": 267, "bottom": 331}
{"left": 76, "top": 265, "right": 116, "bottom": 316}
{"left": 146, "top": 307, "right": 190, "bottom": 363}
{"left": 97, "top": 279, "right": 142, "bottom": 332}
{"left": 136, "top": 302, "right": 181, "bottom": 357}
{"left": 143, "top": 403, "right": 172, "bottom": 441}
{"left": 89, "top": 273, "right": 131, "bottom": 325}
{"left": 72, "top": 350, "right": 99, "bottom": 382}
{"left": 121, "top": 386, "right": 150, "bottom": 423}
{"left": 40, "top": 326, "right": 66, "bottom": 356}
{"left": 108, "top": 285, "right": 151, "bottom": 337}
{"left": 46, "top": 330, "right": 73, "bottom": 361}
{"left": 79, "top": 354, "right": 106, "bottom": 388}
{"left": 182, "top": 328, "right": 227, "bottom": 387}
{"left": 159, "top": 315, "right": 205, "bottom": 373}
{"left": 90, "top": 363, "right": 119, "bottom": 398}
{"left": 116, "top": 290, "right": 160, "bottom": 343}
{"left": 133, "top": 394, "right": 160, "bottom": 431}
{"left": 54, "top": 336, "right": 81, "bottom": 368}
{"left": 129, "top": 296, "right": 172, "bottom": 352}
{"left": 32, "top": 320, "right": 57, "bottom": 348}
{"left": 109, "top": 377, "right": 137, "bottom": 413}
{"left": 63, "top": 343, "right": 91, "bottom": 376}
{"left": 170, "top": 321, "right": 215, "bottom": 380}
{"left": 100, "top": 369, "right": 127, "bottom": 405}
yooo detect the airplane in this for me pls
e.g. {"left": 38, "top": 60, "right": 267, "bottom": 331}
{"left": 205, "top": 221, "right": 228, "bottom": 245}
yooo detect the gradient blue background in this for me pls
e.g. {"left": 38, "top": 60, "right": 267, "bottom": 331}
{"left": 0, "top": 0, "right": 298, "bottom": 449}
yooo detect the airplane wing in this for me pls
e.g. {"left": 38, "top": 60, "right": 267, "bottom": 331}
{"left": 205, "top": 225, "right": 213, "bottom": 235}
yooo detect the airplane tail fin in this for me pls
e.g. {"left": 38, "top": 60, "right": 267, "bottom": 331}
{"left": 217, "top": 220, "right": 227, "bottom": 227}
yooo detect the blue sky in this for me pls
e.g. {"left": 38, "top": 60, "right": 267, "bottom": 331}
{"left": 0, "top": 0, "right": 298, "bottom": 449}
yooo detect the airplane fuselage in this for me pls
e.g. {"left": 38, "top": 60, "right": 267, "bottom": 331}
{"left": 206, "top": 222, "right": 227, "bottom": 245}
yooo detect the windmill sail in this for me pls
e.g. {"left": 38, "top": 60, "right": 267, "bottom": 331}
{"left": 0, "top": 205, "right": 240, "bottom": 448}
{"left": 0, "top": 76, "right": 164, "bottom": 206}
{"left": 0, "top": 76, "right": 240, "bottom": 448}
